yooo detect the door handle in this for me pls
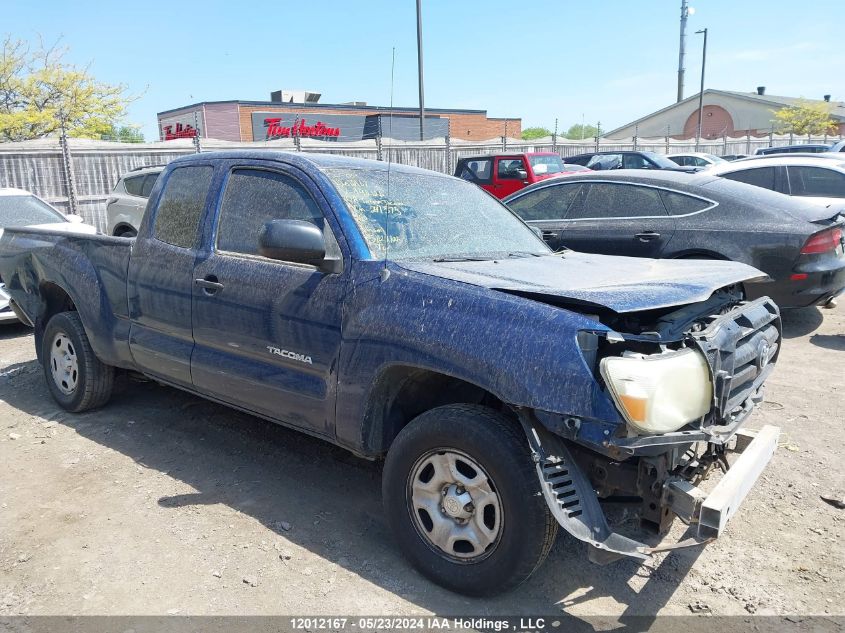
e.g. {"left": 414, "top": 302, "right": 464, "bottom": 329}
{"left": 195, "top": 276, "right": 224, "bottom": 294}
{"left": 635, "top": 231, "right": 661, "bottom": 242}
{"left": 541, "top": 230, "right": 558, "bottom": 240}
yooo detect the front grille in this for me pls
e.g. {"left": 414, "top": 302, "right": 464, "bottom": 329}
{"left": 691, "top": 297, "right": 781, "bottom": 424}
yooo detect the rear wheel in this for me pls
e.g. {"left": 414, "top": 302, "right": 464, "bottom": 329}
{"left": 383, "top": 404, "right": 557, "bottom": 596}
{"left": 41, "top": 311, "right": 113, "bottom": 412}
{"left": 115, "top": 227, "right": 137, "bottom": 238}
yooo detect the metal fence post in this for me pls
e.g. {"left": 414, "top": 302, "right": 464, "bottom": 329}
{"left": 376, "top": 117, "right": 384, "bottom": 161}
{"left": 745, "top": 131, "right": 751, "bottom": 155}
{"left": 58, "top": 125, "right": 78, "bottom": 216}
{"left": 445, "top": 133, "right": 452, "bottom": 174}
{"left": 633, "top": 124, "right": 638, "bottom": 151}
{"left": 193, "top": 110, "right": 201, "bottom": 153}
{"left": 722, "top": 132, "right": 727, "bottom": 155}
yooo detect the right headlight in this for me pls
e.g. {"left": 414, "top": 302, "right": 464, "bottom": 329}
{"left": 599, "top": 347, "right": 713, "bottom": 435}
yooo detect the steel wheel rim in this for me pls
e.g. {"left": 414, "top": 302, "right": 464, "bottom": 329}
{"left": 408, "top": 448, "right": 503, "bottom": 563}
{"left": 49, "top": 332, "right": 79, "bottom": 395}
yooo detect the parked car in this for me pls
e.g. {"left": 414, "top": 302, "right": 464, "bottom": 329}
{"left": 454, "top": 153, "right": 589, "bottom": 199}
{"left": 720, "top": 154, "right": 749, "bottom": 161}
{"left": 565, "top": 150, "right": 695, "bottom": 172}
{"left": 106, "top": 165, "right": 164, "bottom": 236}
{"left": 504, "top": 171, "right": 845, "bottom": 309}
{"left": 754, "top": 144, "right": 832, "bottom": 155}
{"left": 708, "top": 155, "right": 845, "bottom": 207}
{"left": 667, "top": 152, "right": 727, "bottom": 168}
{"left": 0, "top": 151, "right": 782, "bottom": 595}
{"left": 830, "top": 139, "right": 845, "bottom": 153}
{"left": 0, "top": 187, "right": 97, "bottom": 324}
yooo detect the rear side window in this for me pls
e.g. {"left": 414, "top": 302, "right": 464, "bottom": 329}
{"left": 457, "top": 159, "right": 492, "bottom": 184}
{"left": 659, "top": 190, "right": 712, "bottom": 215}
{"left": 123, "top": 175, "right": 145, "bottom": 196}
{"left": 572, "top": 183, "right": 667, "bottom": 219}
{"left": 140, "top": 173, "right": 159, "bottom": 198}
{"left": 153, "top": 166, "right": 213, "bottom": 248}
{"left": 216, "top": 168, "right": 340, "bottom": 259}
{"left": 508, "top": 184, "right": 583, "bottom": 221}
{"left": 586, "top": 154, "right": 621, "bottom": 170}
{"left": 787, "top": 166, "right": 845, "bottom": 197}
{"left": 622, "top": 154, "right": 651, "bottom": 169}
{"left": 721, "top": 167, "right": 776, "bottom": 191}
{"left": 497, "top": 158, "right": 527, "bottom": 180}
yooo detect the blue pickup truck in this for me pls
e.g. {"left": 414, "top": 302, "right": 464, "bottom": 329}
{"left": 0, "top": 152, "right": 782, "bottom": 595}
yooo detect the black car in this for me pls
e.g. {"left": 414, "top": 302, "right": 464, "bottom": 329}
{"left": 754, "top": 144, "right": 832, "bottom": 155}
{"left": 564, "top": 150, "right": 694, "bottom": 172}
{"left": 503, "top": 171, "right": 845, "bottom": 308}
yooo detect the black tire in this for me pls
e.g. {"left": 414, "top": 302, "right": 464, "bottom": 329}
{"left": 116, "top": 227, "right": 137, "bottom": 238}
{"left": 383, "top": 404, "right": 557, "bottom": 596}
{"left": 41, "top": 311, "right": 114, "bottom": 412}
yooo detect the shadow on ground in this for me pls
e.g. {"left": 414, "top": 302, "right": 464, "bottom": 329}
{"left": 0, "top": 355, "right": 699, "bottom": 619}
{"left": 780, "top": 307, "right": 824, "bottom": 339}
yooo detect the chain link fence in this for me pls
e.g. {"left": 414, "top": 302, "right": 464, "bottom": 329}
{"left": 1, "top": 132, "right": 842, "bottom": 232}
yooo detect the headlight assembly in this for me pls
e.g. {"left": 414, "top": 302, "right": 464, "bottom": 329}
{"left": 600, "top": 347, "right": 712, "bottom": 435}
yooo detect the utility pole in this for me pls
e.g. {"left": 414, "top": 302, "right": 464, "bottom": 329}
{"left": 416, "top": 0, "right": 425, "bottom": 141}
{"left": 695, "top": 27, "right": 708, "bottom": 151}
{"left": 677, "top": 0, "right": 692, "bottom": 102}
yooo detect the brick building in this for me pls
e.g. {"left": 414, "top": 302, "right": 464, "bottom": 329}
{"left": 605, "top": 88, "right": 845, "bottom": 139}
{"left": 156, "top": 91, "right": 521, "bottom": 142}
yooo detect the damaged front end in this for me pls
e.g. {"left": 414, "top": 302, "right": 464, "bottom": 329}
{"left": 520, "top": 290, "right": 782, "bottom": 563}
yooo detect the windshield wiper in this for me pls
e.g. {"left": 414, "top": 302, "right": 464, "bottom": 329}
{"left": 432, "top": 256, "right": 492, "bottom": 262}
{"left": 505, "top": 252, "right": 544, "bottom": 258}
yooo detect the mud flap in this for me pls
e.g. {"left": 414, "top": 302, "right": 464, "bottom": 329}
{"left": 520, "top": 415, "right": 649, "bottom": 564}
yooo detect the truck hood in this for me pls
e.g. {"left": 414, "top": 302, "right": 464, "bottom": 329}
{"left": 399, "top": 251, "right": 767, "bottom": 313}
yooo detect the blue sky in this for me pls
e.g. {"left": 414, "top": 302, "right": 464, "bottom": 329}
{"left": 5, "top": 0, "right": 843, "bottom": 140}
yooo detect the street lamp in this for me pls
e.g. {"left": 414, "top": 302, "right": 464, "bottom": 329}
{"left": 694, "top": 27, "right": 708, "bottom": 151}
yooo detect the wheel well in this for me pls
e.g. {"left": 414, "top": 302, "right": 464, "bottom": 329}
{"left": 34, "top": 282, "right": 76, "bottom": 360}
{"left": 113, "top": 223, "right": 136, "bottom": 236}
{"left": 672, "top": 250, "right": 728, "bottom": 260}
{"left": 363, "top": 367, "right": 505, "bottom": 455}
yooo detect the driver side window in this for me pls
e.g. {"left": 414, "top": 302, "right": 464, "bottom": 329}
{"left": 216, "top": 168, "right": 340, "bottom": 259}
{"left": 497, "top": 158, "right": 526, "bottom": 180}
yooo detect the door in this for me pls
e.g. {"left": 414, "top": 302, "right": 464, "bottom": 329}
{"left": 493, "top": 157, "right": 528, "bottom": 198}
{"left": 127, "top": 164, "right": 215, "bottom": 387}
{"left": 505, "top": 181, "right": 586, "bottom": 251}
{"left": 558, "top": 182, "right": 676, "bottom": 257}
{"left": 456, "top": 157, "right": 495, "bottom": 195}
{"left": 190, "top": 164, "right": 346, "bottom": 436}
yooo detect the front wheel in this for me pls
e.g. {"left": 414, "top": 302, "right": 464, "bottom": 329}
{"left": 383, "top": 404, "right": 557, "bottom": 596}
{"left": 41, "top": 311, "right": 114, "bottom": 412}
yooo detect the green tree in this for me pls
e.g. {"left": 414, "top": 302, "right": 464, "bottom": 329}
{"left": 772, "top": 100, "right": 838, "bottom": 135}
{"left": 102, "top": 124, "right": 145, "bottom": 143}
{"left": 0, "top": 36, "right": 133, "bottom": 142}
{"left": 564, "top": 123, "right": 599, "bottom": 140}
{"left": 521, "top": 127, "right": 552, "bottom": 140}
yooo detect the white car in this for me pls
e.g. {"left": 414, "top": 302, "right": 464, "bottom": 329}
{"left": 0, "top": 188, "right": 97, "bottom": 324}
{"left": 106, "top": 165, "right": 163, "bottom": 237}
{"left": 666, "top": 152, "right": 728, "bottom": 168}
{"left": 708, "top": 155, "right": 845, "bottom": 207}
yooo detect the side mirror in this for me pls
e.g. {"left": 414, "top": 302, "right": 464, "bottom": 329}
{"left": 65, "top": 214, "right": 84, "bottom": 224}
{"left": 258, "top": 219, "right": 326, "bottom": 266}
{"left": 516, "top": 169, "right": 528, "bottom": 180}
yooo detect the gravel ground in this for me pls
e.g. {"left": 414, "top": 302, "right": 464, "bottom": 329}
{"left": 0, "top": 304, "right": 843, "bottom": 619}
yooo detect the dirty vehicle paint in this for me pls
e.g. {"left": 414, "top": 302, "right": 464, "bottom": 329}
{"left": 0, "top": 151, "right": 782, "bottom": 594}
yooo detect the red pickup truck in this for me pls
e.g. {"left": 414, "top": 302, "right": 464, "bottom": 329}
{"left": 454, "top": 152, "right": 589, "bottom": 198}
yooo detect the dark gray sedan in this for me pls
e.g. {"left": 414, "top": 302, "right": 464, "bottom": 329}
{"left": 503, "top": 171, "right": 845, "bottom": 308}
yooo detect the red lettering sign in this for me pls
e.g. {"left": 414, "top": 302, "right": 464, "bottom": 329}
{"left": 264, "top": 117, "right": 340, "bottom": 139}
{"left": 163, "top": 122, "right": 198, "bottom": 140}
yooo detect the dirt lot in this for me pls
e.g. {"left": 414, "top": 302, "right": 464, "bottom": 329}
{"left": 0, "top": 304, "right": 843, "bottom": 619}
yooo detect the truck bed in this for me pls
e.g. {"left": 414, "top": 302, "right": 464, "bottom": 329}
{"left": 0, "top": 228, "right": 134, "bottom": 368}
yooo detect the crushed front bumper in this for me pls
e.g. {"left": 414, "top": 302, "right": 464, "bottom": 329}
{"left": 522, "top": 416, "right": 780, "bottom": 563}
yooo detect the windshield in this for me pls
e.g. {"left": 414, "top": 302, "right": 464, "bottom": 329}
{"left": 645, "top": 152, "right": 683, "bottom": 169}
{"left": 528, "top": 154, "right": 565, "bottom": 175}
{"left": 326, "top": 168, "right": 550, "bottom": 260}
{"left": 0, "top": 195, "right": 65, "bottom": 228}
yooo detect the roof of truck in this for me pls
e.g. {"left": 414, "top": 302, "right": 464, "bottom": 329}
{"left": 170, "top": 150, "right": 443, "bottom": 177}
